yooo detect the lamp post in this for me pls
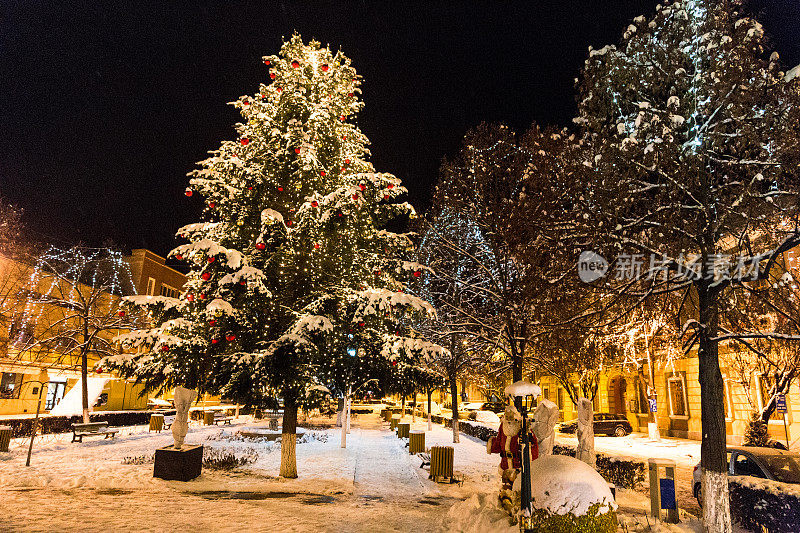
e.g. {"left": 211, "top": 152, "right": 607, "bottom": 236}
{"left": 25, "top": 371, "right": 51, "bottom": 467}
{"left": 504, "top": 380, "right": 541, "bottom": 533}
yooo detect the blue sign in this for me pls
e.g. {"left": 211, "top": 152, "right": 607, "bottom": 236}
{"left": 660, "top": 478, "right": 676, "bottom": 510}
{"left": 776, "top": 394, "right": 788, "bottom": 414}
{"left": 649, "top": 399, "right": 658, "bottom": 413}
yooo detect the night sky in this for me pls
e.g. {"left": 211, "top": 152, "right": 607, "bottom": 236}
{"left": 2, "top": 1, "right": 799, "bottom": 259}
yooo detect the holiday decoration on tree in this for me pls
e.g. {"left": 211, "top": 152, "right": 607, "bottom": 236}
{"left": 103, "top": 34, "right": 443, "bottom": 480}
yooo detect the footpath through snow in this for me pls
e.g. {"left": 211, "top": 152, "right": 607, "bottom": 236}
{"left": 0, "top": 411, "right": 706, "bottom": 532}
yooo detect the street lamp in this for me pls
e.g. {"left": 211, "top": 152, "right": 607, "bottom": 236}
{"left": 504, "top": 380, "right": 541, "bottom": 533}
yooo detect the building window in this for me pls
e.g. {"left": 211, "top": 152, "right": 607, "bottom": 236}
{"left": 667, "top": 375, "right": 688, "bottom": 417}
{"left": 8, "top": 314, "right": 34, "bottom": 347}
{"left": 557, "top": 387, "right": 565, "bottom": 410}
{"left": 160, "top": 284, "right": 177, "bottom": 298}
{"left": 542, "top": 387, "right": 550, "bottom": 402}
{"left": 722, "top": 377, "right": 734, "bottom": 421}
{"left": 146, "top": 277, "right": 156, "bottom": 296}
{"left": 635, "top": 378, "right": 649, "bottom": 414}
{"left": 592, "top": 394, "right": 600, "bottom": 412}
{"left": 0, "top": 372, "right": 23, "bottom": 399}
{"left": 757, "top": 374, "right": 783, "bottom": 421}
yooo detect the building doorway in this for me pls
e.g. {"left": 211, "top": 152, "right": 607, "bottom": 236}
{"left": 45, "top": 380, "right": 67, "bottom": 410}
{"left": 608, "top": 376, "right": 628, "bottom": 415}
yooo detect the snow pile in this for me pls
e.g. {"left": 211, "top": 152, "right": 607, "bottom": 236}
{"left": 520, "top": 455, "right": 617, "bottom": 516}
{"left": 474, "top": 410, "right": 501, "bottom": 425}
{"left": 445, "top": 493, "right": 516, "bottom": 533}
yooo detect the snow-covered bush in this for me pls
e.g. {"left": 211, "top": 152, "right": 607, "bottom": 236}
{"left": 729, "top": 476, "right": 800, "bottom": 532}
{"left": 553, "top": 443, "right": 645, "bottom": 489}
{"left": 203, "top": 447, "right": 259, "bottom": 470}
{"left": 468, "top": 410, "right": 501, "bottom": 425}
{"left": 520, "top": 455, "right": 617, "bottom": 532}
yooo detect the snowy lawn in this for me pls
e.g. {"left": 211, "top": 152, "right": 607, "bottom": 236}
{"left": 0, "top": 413, "right": 706, "bottom": 532}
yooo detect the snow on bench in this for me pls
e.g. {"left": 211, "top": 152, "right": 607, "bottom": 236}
{"left": 71, "top": 422, "right": 118, "bottom": 443}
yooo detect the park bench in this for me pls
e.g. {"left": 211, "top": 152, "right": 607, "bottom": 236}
{"left": 163, "top": 415, "right": 176, "bottom": 429}
{"left": 418, "top": 452, "right": 431, "bottom": 468}
{"left": 71, "top": 422, "right": 118, "bottom": 443}
{"left": 212, "top": 412, "right": 233, "bottom": 425}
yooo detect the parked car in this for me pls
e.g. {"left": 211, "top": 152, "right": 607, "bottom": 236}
{"left": 458, "top": 401, "right": 506, "bottom": 414}
{"left": 556, "top": 413, "right": 633, "bottom": 437}
{"left": 692, "top": 446, "right": 800, "bottom": 506}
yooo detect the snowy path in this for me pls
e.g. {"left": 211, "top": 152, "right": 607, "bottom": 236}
{"left": 0, "top": 414, "right": 498, "bottom": 532}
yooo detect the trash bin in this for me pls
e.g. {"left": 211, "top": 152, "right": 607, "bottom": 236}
{"left": 649, "top": 458, "right": 679, "bottom": 523}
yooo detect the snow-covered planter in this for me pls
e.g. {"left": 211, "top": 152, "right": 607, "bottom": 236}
{"left": 518, "top": 455, "right": 617, "bottom": 532}
{"left": 729, "top": 476, "right": 800, "bottom": 532}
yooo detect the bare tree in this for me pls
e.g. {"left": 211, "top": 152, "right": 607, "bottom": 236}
{"left": 14, "top": 246, "right": 136, "bottom": 422}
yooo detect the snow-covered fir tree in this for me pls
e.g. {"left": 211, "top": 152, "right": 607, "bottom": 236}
{"left": 573, "top": 1, "right": 800, "bottom": 530}
{"left": 106, "top": 35, "right": 442, "bottom": 478}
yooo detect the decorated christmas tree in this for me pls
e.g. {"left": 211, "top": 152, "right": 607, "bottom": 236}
{"left": 106, "top": 34, "right": 443, "bottom": 478}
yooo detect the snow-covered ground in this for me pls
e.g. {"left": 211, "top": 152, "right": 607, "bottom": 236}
{"left": 0, "top": 413, "right": 705, "bottom": 532}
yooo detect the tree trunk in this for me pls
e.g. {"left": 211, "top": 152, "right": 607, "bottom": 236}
{"left": 81, "top": 346, "right": 90, "bottom": 423}
{"left": 411, "top": 389, "right": 416, "bottom": 422}
{"left": 450, "top": 375, "right": 460, "bottom": 443}
{"left": 280, "top": 395, "right": 298, "bottom": 478}
{"left": 427, "top": 388, "right": 433, "bottom": 431}
{"left": 401, "top": 395, "right": 406, "bottom": 417}
{"left": 697, "top": 284, "right": 731, "bottom": 533}
{"left": 644, "top": 328, "right": 660, "bottom": 441}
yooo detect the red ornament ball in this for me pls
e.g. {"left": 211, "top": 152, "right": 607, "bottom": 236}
{"left": 392, "top": 361, "right": 397, "bottom": 367}
{"left": 321, "top": 171, "right": 326, "bottom": 177}
{"left": 208, "top": 201, "right": 216, "bottom": 209}
{"left": 184, "top": 188, "right": 193, "bottom": 197}
{"left": 292, "top": 60, "right": 300, "bottom": 68}
{"left": 345, "top": 159, "right": 351, "bottom": 165}
{"left": 359, "top": 183, "right": 366, "bottom": 191}
{"left": 358, "top": 322, "right": 365, "bottom": 327}
{"left": 264, "top": 59, "right": 270, "bottom": 65}
{"left": 161, "top": 345, "right": 170, "bottom": 352}
{"left": 340, "top": 115, "right": 345, "bottom": 121}
{"left": 256, "top": 242, "right": 266, "bottom": 251}
{"left": 209, "top": 319, "right": 217, "bottom": 327}
{"left": 387, "top": 183, "right": 395, "bottom": 189}
{"left": 243, "top": 100, "right": 249, "bottom": 106}
{"left": 321, "top": 64, "right": 329, "bottom": 71}
{"left": 226, "top": 333, "right": 237, "bottom": 342}
{"left": 294, "top": 147, "right": 301, "bottom": 154}
{"left": 95, "top": 367, "right": 103, "bottom": 374}
{"left": 211, "top": 338, "right": 219, "bottom": 345}
{"left": 239, "top": 280, "right": 247, "bottom": 286}
{"left": 311, "top": 201, "right": 318, "bottom": 208}
{"left": 287, "top": 220, "right": 294, "bottom": 227}
{"left": 270, "top": 73, "right": 276, "bottom": 79}
{"left": 175, "top": 254, "right": 183, "bottom": 261}
{"left": 201, "top": 272, "right": 211, "bottom": 281}
{"left": 240, "top": 138, "right": 249, "bottom": 146}
{"left": 384, "top": 195, "right": 389, "bottom": 200}
{"left": 207, "top": 256, "right": 215, "bottom": 263}
{"left": 314, "top": 243, "right": 321, "bottom": 250}
{"left": 352, "top": 193, "right": 359, "bottom": 200}
{"left": 117, "top": 310, "right": 126, "bottom": 317}
{"left": 199, "top": 293, "right": 206, "bottom": 300}
{"left": 348, "top": 92, "right": 354, "bottom": 97}
{"left": 278, "top": 187, "right": 284, "bottom": 192}
{"left": 248, "top": 186, "right": 253, "bottom": 190}
{"left": 187, "top": 294, "right": 195, "bottom": 302}
{"left": 413, "top": 271, "right": 422, "bottom": 278}
{"left": 276, "top": 87, "right": 283, "bottom": 92}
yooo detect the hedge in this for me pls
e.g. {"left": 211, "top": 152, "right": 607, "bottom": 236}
{"left": 0, "top": 411, "right": 169, "bottom": 438}
{"left": 729, "top": 476, "right": 800, "bottom": 533}
{"left": 427, "top": 414, "right": 646, "bottom": 489}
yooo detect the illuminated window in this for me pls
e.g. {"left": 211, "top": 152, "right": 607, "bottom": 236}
{"left": 667, "top": 375, "right": 688, "bottom": 417}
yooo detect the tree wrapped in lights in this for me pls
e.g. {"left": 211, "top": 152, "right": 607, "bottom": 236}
{"left": 15, "top": 246, "right": 136, "bottom": 423}
{"left": 573, "top": 1, "right": 800, "bottom": 529}
{"left": 107, "top": 35, "right": 441, "bottom": 478}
